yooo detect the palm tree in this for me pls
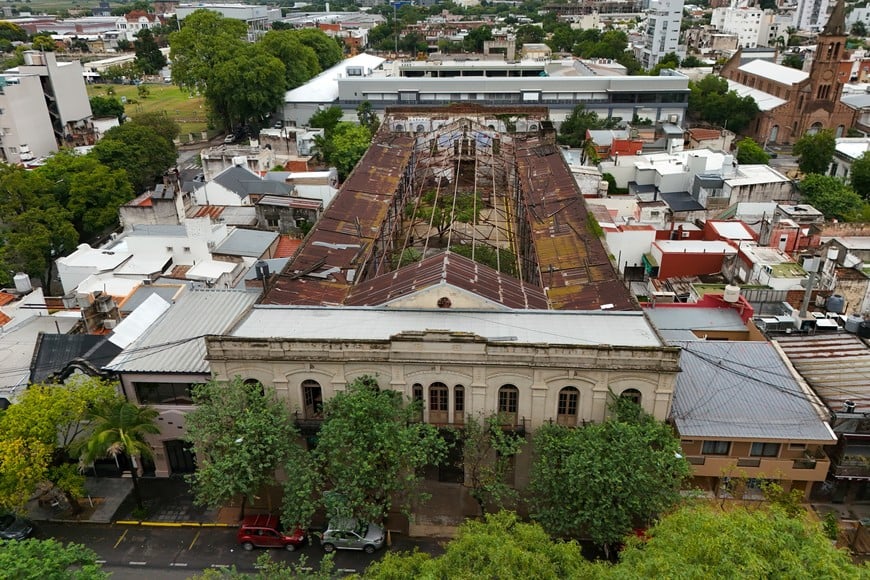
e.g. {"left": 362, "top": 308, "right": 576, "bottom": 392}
{"left": 78, "top": 400, "right": 160, "bottom": 511}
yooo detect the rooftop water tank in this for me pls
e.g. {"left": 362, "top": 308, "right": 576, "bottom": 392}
{"left": 13, "top": 272, "right": 31, "bottom": 294}
{"left": 826, "top": 294, "right": 846, "bottom": 314}
{"left": 845, "top": 314, "right": 863, "bottom": 334}
{"left": 723, "top": 285, "right": 740, "bottom": 303}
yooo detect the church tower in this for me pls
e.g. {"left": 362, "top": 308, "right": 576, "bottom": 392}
{"left": 808, "top": 0, "right": 847, "bottom": 105}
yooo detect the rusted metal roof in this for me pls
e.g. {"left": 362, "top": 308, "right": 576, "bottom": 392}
{"left": 776, "top": 333, "right": 870, "bottom": 412}
{"left": 515, "top": 137, "right": 635, "bottom": 311}
{"left": 192, "top": 205, "right": 225, "bottom": 219}
{"left": 261, "top": 135, "right": 415, "bottom": 305}
{"left": 345, "top": 251, "right": 549, "bottom": 309}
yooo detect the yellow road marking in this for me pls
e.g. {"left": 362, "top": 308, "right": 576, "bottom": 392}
{"left": 188, "top": 530, "right": 200, "bottom": 551}
{"left": 113, "top": 529, "right": 128, "bottom": 549}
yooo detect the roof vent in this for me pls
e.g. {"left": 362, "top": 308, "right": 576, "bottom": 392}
{"left": 437, "top": 296, "right": 452, "bottom": 308}
{"left": 844, "top": 400, "right": 856, "bottom": 413}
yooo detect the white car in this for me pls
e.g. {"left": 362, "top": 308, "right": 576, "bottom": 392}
{"left": 320, "top": 518, "right": 385, "bottom": 554}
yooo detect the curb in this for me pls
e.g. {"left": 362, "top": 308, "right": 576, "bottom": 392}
{"left": 114, "top": 520, "right": 235, "bottom": 527}
{"left": 35, "top": 518, "right": 114, "bottom": 525}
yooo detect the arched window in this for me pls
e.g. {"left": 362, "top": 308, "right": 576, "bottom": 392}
{"left": 395, "top": 124, "right": 405, "bottom": 132}
{"left": 429, "top": 382, "right": 448, "bottom": 423}
{"left": 621, "top": 388, "right": 642, "bottom": 406}
{"left": 498, "top": 384, "right": 519, "bottom": 425}
{"left": 836, "top": 125, "right": 845, "bottom": 138}
{"left": 243, "top": 378, "right": 264, "bottom": 397}
{"left": 808, "top": 122, "right": 823, "bottom": 135}
{"left": 454, "top": 385, "right": 465, "bottom": 425}
{"left": 416, "top": 124, "right": 425, "bottom": 133}
{"left": 769, "top": 125, "right": 779, "bottom": 143}
{"left": 557, "top": 386, "right": 579, "bottom": 426}
{"left": 302, "top": 380, "right": 323, "bottom": 419}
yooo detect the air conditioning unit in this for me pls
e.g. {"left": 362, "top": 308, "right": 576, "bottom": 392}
{"left": 668, "top": 113, "right": 679, "bottom": 124}
{"left": 103, "top": 319, "right": 118, "bottom": 330}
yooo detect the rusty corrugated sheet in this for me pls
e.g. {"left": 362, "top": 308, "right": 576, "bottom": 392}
{"left": 515, "top": 137, "right": 635, "bottom": 311}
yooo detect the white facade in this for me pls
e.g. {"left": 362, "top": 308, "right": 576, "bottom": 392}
{"left": 0, "top": 74, "right": 56, "bottom": 163}
{"left": 793, "top": 0, "right": 831, "bottom": 32}
{"left": 640, "top": 0, "right": 685, "bottom": 69}
{"left": 711, "top": 6, "right": 775, "bottom": 49}
{"left": 17, "top": 51, "right": 91, "bottom": 129}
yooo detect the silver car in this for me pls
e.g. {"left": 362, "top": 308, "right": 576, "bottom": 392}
{"left": 321, "top": 518, "right": 385, "bottom": 554}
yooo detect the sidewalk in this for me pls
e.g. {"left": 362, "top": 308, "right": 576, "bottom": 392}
{"left": 113, "top": 477, "right": 222, "bottom": 525}
{"left": 27, "top": 478, "right": 131, "bottom": 524}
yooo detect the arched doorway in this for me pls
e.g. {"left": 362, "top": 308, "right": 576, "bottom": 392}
{"left": 557, "top": 386, "right": 579, "bottom": 426}
{"left": 301, "top": 380, "right": 323, "bottom": 419}
{"left": 429, "top": 382, "right": 448, "bottom": 424}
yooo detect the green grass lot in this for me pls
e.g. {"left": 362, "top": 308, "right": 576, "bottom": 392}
{"left": 87, "top": 83, "right": 216, "bottom": 139}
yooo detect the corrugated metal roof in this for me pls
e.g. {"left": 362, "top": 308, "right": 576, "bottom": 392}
{"left": 671, "top": 341, "right": 835, "bottom": 442}
{"left": 344, "top": 252, "right": 549, "bottom": 309}
{"left": 105, "top": 289, "right": 259, "bottom": 373}
{"left": 515, "top": 137, "right": 635, "bottom": 311}
{"left": 776, "top": 334, "right": 870, "bottom": 412}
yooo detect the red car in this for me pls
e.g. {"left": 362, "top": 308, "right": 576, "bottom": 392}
{"left": 237, "top": 515, "right": 305, "bottom": 552}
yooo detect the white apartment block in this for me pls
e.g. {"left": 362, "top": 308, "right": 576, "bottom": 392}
{"left": 639, "top": 0, "right": 685, "bottom": 69}
{"left": 1, "top": 51, "right": 92, "bottom": 164}
{"left": 711, "top": 6, "right": 781, "bottom": 48}
{"left": 793, "top": 0, "right": 830, "bottom": 32}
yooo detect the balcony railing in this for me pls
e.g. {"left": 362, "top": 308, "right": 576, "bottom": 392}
{"left": 833, "top": 458, "right": 870, "bottom": 479}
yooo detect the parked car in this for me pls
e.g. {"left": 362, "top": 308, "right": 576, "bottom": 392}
{"left": 223, "top": 134, "right": 235, "bottom": 144}
{"left": 0, "top": 513, "right": 34, "bottom": 540}
{"left": 321, "top": 518, "right": 385, "bottom": 554}
{"left": 273, "top": 120, "right": 283, "bottom": 129}
{"left": 236, "top": 515, "right": 305, "bottom": 552}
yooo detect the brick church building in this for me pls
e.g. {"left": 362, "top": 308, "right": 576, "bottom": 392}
{"left": 720, "top": 0, "right": 856, "bottom": 145}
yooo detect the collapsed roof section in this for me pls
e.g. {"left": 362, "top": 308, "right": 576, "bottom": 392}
{"left": 262, "top": 106, "right": 634, "bottom": 311}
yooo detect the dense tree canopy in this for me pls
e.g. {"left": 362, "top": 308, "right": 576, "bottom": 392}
{"left": 134, "top": 28, "right": 167, "bottom": 75}
{"left": 794, "top": 129, "right": 836, "bottom": 175}
{"left": 558, "top": 104, "right": 621, "bottom": 148}
{"left": 0, "top": 539, "right": 108, "bottom": 579}
{"left": 260, "top": 30, "right": 321, "bottom": 90}
{"left": 92, "top": 123, "right": 177, "bottom": 193}
{"left": 849, "top": 150, "right": 870, "bottom": 200}
{"left": 799, "top": 174, "right": 864, "bottom": 221}
{"left": 186, "top": 377, "right": 306, "bottom": 520}
{"left": 89, "top": 95, "right": 125, "bottom": 120}
{"left": 735, "top": 137, "right": 770, "bottom": 165}
{"left": 406, "top": 189, "right": 482, "bottom": 243}
{"left": 308, "top": 106, "right": 344, "bottom": 133}
{"left": 293, "top": 28, "right": 344, "bottom": 71}
{"left": 315, "top": 122, "right": 372, "bottom": 180}
{"left": 616, "top": 504, "right": 864, "bottom": 578}
{"left": 0, "top": 164, "right": 79, "bottom": 286}
{"left": 314, "top": 375, "right": 448, "bottom": 523}
{"left": 0, "top": 378, "right": 118, "bottom": 513}
{"left": 126, "top": 112, "right": 181, "bottom": 144}
{"left": 528, "top": 399, "right": 690, "bottom": 551}
{"left": 688, "top": 74, "right": 759, "bottom": 133}
{"left": 207, "top": 45, "right": 286, "bottom": 131}
{"left": 169, "top": 10, "right": 247, "bottom": 95}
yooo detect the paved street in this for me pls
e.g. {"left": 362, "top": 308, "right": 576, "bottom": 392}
{"left": 39, "top": 522, "right": 444, "bottom": 578}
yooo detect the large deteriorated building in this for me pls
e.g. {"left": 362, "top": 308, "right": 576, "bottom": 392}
{"left": 260, "top": 105, "right": 635, "bottom": 311}
{"left": 195, "top": 105, "right": 679, "bottom": 487}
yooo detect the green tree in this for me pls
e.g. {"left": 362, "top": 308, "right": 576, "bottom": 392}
{"left": 515, "top": 24, "right": 545, "bottom": 46}
{"left": 528, "top": 398, "right": 690, "bottom": 553}
{"left": 0, "top": 22, "right": 28, "bottom": 43}
{"left": 184, "top": 377, "right": 312, "bottom": 523}
{"left": 89, "top": 95, "right": 125, "bottom": 120}
{"left": 616, "top": 504, "right": 864, "bottom": 578}
{"left": 558, "top": 104, "right": 619, "bottom": 148}
{"left": 37, "top": 150, "right": 134, "bottom": 240}
{"left": 0, "top": 378, "right": 119, "bottom": 513}
{"left": 31, "top": 35, "right": 55, "bottom": 51}
{"left": 127, "top": 112, "right": 181, "bottom": 143}
{"left": 794, "top": 129, "right": 836, "bottom": 174}
{"left": 852, "top": 21, "right": 868, "bottom": 37}
{"left": 308, "top": 106, "right": 344, "bottom": 133}
{"left": 0, "top": 539, "right": 108, "bottom": 579}
{"left": 192, "top": 553, "right": 335, "bottom": 579}
{"left": 325, "top": 122, "right": 372, "bottom": 180}
{"left": 461, "top": 414, "right": 524, "bottom": 514}
{"left": 0, "top": 163, "right": 78, "bottom": 285}
{"left": 681, "top": 55, "right": 705, "bottom": 67}
{"left": 364, "top": 511, "right": 596, "bottom": 579}
{"left": 169, "top": 10, "right": 247, "bottom": 95}
{"left": 134, "top": 28, "right": 167, "bottom": 75}
{"left": 849, "top": 150, "right": 870, "bottom": 200}
{"left": 650, "top": 51, "right": 680, "bottom": 75}
{"left": 688, "top": 74, "right": 759, "bottom": 133}
{"left": 206, "top": 45, "right": 286, "bottom": 131}
{"left": 406, "top": 189, "right": 482, "bottom": 244}
{"left": 77, "top": 400, "right": 160, "bottom": 510}
{"left": 293, "top": 28, "right": 344, "bottom": 70}
{"left": 782, "top": 52, "right": 805, "bottom": 70}
{"left": 463, "top": 25, "right": 493, "bottom": 52}
{"left": 449, "top": 243, "right": 517, "bottom": 276}
{"left": 798, "top": 174, "right": 864, "bottom": 221}
{"left": 92, "top": 123, "right": 177, "bottom": 193}
{"left": 356, "top": 101, "right": 380, "bottom": 134}
{"left": 315, "top": 375, "right": 449, "bottom": 523}
{"left": 735, "top": 137, "right": 770, "bottom": 165}
{"left": 260, "top": 29, "right": 321, "bottom": 90}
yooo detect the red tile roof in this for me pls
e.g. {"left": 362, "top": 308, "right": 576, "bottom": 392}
{"left": 0, "top": 292, "right": 15, "bottom": 306}
{"left": 0, "top": 312, "right": 10, "bottom": 326}
{"left": 275, "top": 236, "right": 302, "bottom": 258}
{"left": 687, "top": 128, "right": 721, "bottom": 141}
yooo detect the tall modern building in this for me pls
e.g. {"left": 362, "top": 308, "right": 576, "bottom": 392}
{"left": 1, "top": 51, "right": 93, "bottom": 163}
{"left": 793, "top": 0, "right": 830, "bottom": 32}
{"left": 638, "top": 0, "right": 685, "bottom": 69}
